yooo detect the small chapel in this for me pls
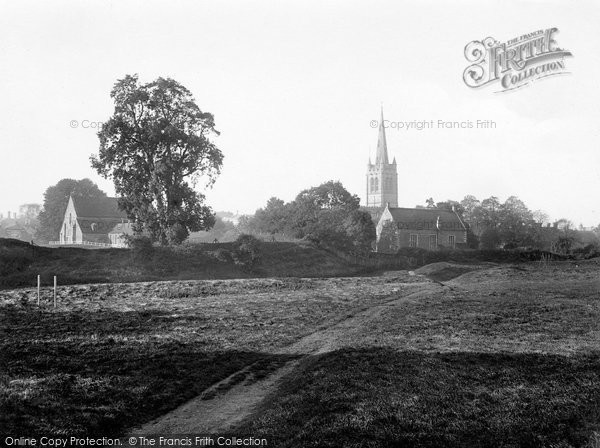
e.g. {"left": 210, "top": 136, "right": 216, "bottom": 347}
{"left": 365, "top": 109, "right": 467, "bottom": 253}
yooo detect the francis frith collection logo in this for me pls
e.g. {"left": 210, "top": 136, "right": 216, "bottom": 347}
{"left": 463, "top": 27, "right": 572, "bottom": 92}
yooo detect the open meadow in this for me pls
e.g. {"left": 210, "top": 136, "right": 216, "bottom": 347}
{"left": 1, "top": 258, "right": 600, "bottom": 447}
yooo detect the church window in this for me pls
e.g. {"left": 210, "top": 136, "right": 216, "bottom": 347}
{"left": 429, "top": 234, "right": 437, "bottom": 250}
{"left": 409, "top": 234, "right": 418, "bottom": 247}
{"left": 448, "top": 235, "right": 456, "bottom": 248}
{"left": 371, "top": 177, "right": 379, "bottom": 192}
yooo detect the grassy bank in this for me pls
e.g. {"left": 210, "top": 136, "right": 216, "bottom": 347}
{"left": 0, "top": 238, "right": 371, "bottom": 289}
{"left": 0, "top": 237, "right": 581, "bottom": 290}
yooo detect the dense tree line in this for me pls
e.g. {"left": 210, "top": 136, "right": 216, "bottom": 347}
{"left": 423, "top": 195, "right": 599, "bottom": 252}
{"left": 239, "top": 181, "right": 376, "bottom": 253}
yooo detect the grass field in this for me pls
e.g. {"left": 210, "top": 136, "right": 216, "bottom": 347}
{"left": 0, "top": 274, "right": 424, "bottom": 436}
{"left": 239, "top": 261, "right": 600, "bottom": 447}
{"left": 1, "top": 258, "right": 599, "bottom": 446}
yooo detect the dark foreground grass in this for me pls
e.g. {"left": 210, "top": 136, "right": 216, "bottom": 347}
{"left": 241, "top": 348, "right": 600, "bottom": 448}
{"left": 0, "top": 275, "right": 416, "bottom": 436}
{"left": 0, "top": 304, "right": 300, "bottom": 436}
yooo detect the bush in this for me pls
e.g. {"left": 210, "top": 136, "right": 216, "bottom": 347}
{"left": 124, "top": 235, "right": 154, "bottom": 262}
{"left": 232, "top": 234, "right": 261, "bottom": 269}
{"left": 213, "top": 247, "right": 233, "bottom": 263}
{"left": 572, "top": 243, "right": 600, "bottom": 260}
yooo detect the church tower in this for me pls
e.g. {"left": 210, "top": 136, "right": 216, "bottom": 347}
{"left": 366, "top": 108, "right": 398, "bottom": 207}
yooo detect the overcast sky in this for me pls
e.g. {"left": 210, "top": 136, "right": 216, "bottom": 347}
{"left": 1, "top": 0, "right": 598, "bottom": 226}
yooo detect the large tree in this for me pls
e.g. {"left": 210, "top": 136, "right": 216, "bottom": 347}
{"left": 36, "top": 178, "right": 107, "bottom": 243}
{"left": 460, "top": 195, "right": 482, "bottom": 222}
{"left": 290, "top": 180, "right": 360, "bottom": 238}
{"left": 253, "top": 197, "right": 291, "bottom": 236}
{"left": 240, "top": 181, "right": 374, "bottom": 252}
{"left": 498, "top": 196, "right": 535, "bottom": 247}
{"left": 91, "top": 75, "right": 223, "bottom": 245}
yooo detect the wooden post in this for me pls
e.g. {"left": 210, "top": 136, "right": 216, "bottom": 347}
{"left": 37, "top": 275, "right": 40, "bottom": 306}
{"left": 53, "top": 276, "right": 57, "bottom": 308}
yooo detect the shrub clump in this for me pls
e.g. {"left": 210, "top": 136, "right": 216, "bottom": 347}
{"left": 124, "top": 235, "right": 155, "bottom": 262}
{"left": 232, "top": 234, "right": 261, "bottom": 269}
{"left": 572, "top": 243, "right": 600, "bottom": 260}
{"left": 213, "top": 247, "right": 233, "bottom": 263}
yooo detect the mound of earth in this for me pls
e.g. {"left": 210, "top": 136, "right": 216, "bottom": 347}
{"left": 414, "top": 262, "right": 495, "bottom": 282}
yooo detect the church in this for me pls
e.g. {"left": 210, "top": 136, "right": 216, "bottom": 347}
{"left": 365, "top": 109, "right": 467, "bottom": 253}
{"left": 56, "top": 195, "right": 133, "bottom": 247}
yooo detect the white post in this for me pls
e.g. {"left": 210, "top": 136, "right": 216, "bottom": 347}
{"left": 37, "top": 275, "right": 40, "bottom": 306}
{"left": 53, "top": 276, "right": 57, "bottom": 308}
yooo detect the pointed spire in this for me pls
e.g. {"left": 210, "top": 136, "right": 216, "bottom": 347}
{"left": 375, "top": 106, "right": 389, "bottom": 165}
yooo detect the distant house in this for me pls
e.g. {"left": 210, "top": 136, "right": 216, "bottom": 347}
{"left": 57, "top": 196, "right": 131, "bottom": 247}
{"left": 376, "top": 204, "right": 468, "bottom": 253}
{"left": 5, "top": 223, "right": 32, "bottom": 241}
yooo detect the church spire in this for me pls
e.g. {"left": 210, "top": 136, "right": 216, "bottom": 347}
{"left": 375, "top": 106, "right": 389, "bottom": 165}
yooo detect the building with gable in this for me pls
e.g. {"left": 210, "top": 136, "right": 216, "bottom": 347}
{"left": 0, "top": 212, "right": 35, "bottom": 242}
{"left": 376, "top": 206, "right": 467, "bottom": 252}
{"left": 56, "top": 196, "right": 133, "bottom": 247}
{"left": 365, "top": 108, "right": 467, "bottom": 253}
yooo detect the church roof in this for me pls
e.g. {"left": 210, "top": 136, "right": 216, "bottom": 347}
{"left": 72, "top": 196, "right": 128, "bottom": 219}
{"left": 78, "top": 218, "right": 126, "bottom": 234}
{"left": 375, "top": 107, "right": 389, "bottom": 165}
{"left": 386, "top": 207, "right": 466, "bottom": 227}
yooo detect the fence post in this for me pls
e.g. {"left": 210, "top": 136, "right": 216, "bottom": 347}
{"left": 53, "top": 276, "right": 57, "bottom": 308}
{"left": 37, "top": 275, "right": 40, "bottom": 306}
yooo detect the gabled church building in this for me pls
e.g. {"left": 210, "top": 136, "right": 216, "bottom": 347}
{"left": 366, "top": 108, "right": 467, "bottom": 253}
{"left": 57, "top": 195, "right": 133, "bottom": 247}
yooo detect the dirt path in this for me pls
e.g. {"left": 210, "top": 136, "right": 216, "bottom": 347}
{"left": 128, "top": 276, "right": 443, "bottom": 435}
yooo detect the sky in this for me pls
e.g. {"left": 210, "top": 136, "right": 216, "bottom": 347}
{"left": 1, "top": 0, "right": 599, "bottom": 226}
